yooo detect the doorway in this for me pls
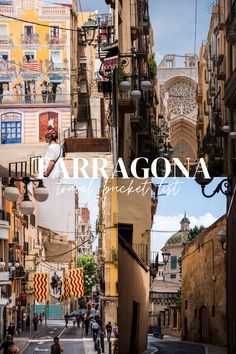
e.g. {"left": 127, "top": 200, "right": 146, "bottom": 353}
{"left": 39, "top": 112, "right": 58, "bottom": 142}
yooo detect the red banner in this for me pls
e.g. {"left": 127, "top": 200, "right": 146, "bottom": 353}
{"left": 68, "top": 268, "right": 84, "bottom": 298}
{"left": 33, "top": 273, "right": 48, "bottom": 303}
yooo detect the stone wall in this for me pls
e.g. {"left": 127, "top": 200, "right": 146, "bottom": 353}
{"left": 181, "top": 215, "right": 227, "bottom": 346}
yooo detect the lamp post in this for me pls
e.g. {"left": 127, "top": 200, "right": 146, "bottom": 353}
{"left": 217, "top": 229, "right": 226, "bottom": 250}
{"left": 4, "top": 178, "right": 48, "bottom": 215}
{"left": 195, "top": 177, "right": 232, "bottom": 198}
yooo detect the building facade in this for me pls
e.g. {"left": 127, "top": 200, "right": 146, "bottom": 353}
{"left": 181, "top": 215, "right": 227, "bottom": 346}
{"left": 76, "top": 206, "right": 93, "bottom": 256}
{"left": 0, "top": 0, "right": 78, "bottom": 147}
{"left": 157, "top": 54, "right": 198, "bottom": 162}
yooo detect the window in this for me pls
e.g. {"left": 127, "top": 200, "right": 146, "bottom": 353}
{"left": 166, "top": 59, "right": 173, "bottom": 68}
{"left": 170, "top": 274, "right": 176, "bottom": 279}
{"left": 30, "top": 214, "right": 35, "bottom": 227}
{"left": 80, "top": 62, "right": 87, "bottom": 71}
{"left": 0, "top": 24, "right": 8, "bottom": 37}
{"left": 0, "top": 52, "right": 9, "bottom": 60}
{"left": 24, "top": 51, "right": 35, "bottom": 62}
{"left": 170, "top": 256, "right": 177, "bottom": 270}
{"left": 24, "top": 25, "right": 33, "bottom": 36}
{"left": 50, "top": 51, "right": 61, "bottom": 63}
{"left": 51, "top": 26, "right": 59, "bottom": 39}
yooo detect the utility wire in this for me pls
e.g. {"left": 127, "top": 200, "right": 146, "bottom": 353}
{"left": 0, "top": 13, "right": 79, "bottom": 32}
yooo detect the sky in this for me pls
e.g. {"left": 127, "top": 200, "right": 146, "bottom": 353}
{"left": 79, "top": 0, "right": 213, "bottom": 64}
{"left": 62, "top": 177, "right": 226, "bottom": 254}
{"left": 151, "top": 177, "right": 226, "bottom": 253}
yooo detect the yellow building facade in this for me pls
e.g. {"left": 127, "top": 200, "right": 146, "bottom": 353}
{"left": 0, "top": 0, "right": 78, "bottom": 145}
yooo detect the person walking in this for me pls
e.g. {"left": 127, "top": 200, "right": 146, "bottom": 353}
{"left": 7, "top": 324, "right": 15, "bottom": 339}
{"left": 92, "top": 320, "right": 99, "bottom": 342}
{"left": 33, "top": 314, "right": 38, "bottom": 331}
{"left": 39, "top": 313, "right": 43, "bottom": 325}
{"left": 113, "top": 322, "right": 118, "bottom": 338}
{"left": 76, "top": 315, "right": 80, "bottom": 328}
{"left": 0, "top": 335, "right": 14, "bottom": 354}
{"left": 43, "top": 128, "right": 62, "bottom": 178}
{"left": 50, "top": 336, "right": 64, "bottom": 354}
{"left": 64, "top": 313, "right": 69, "bottom": 327}
{"left": 84, "top": 314, "right": 90, "bottom": 336}
{"left": 105, "top": 321, "right": 112, "bottom": 342}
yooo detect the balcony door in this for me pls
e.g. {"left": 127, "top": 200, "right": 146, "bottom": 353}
{"left": 51, "top": 26, "right": 59, "bottom": 43}
{"left": 24, "top": 25, "right": 33, "bottom": 36}
{"left": 39, "top": 112, "right": 58, "bottom": 142}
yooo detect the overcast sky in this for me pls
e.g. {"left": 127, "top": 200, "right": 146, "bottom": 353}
{"left": 79, "top": 0, "right": 213, "bottom": 63}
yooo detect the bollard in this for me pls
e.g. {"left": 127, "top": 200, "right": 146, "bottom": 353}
{"left": 108, "top": 340, "right": 112, "bottom": 354}
{"left": 96, "top": 339, "right": 100, "bottom": 353}
{"left": 100, "top": 332, "right": 105, "bottom": 353}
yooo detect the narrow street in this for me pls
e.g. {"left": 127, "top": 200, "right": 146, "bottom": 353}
{"left": 21, "top": 320, "right": 94, "bottom": 354}
{"left": 152, "top": 341, "right": 205, "bottom": 354}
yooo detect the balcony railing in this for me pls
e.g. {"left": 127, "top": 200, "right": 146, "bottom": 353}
{"left": 0, "top": 94, "right": 71, "bottom": 105}
{"left": 46, "top": 59, "right": 69, "bottom": 75}
{"left": 0, "top": 59, "right": 17, "bottom": 76}
{"left": 0, "top": 5, "right": 15, "bottom": 14}
{"left": 20, "top": 60, "right": 43, "bottom": 74}
{"left": 21, "top": 33, "right": 40, "bottom": 45}
{"left": 41, "top": 6, "right": 68, "bottom": 16}
{"left": 226, "top": 0, "right": 236, "bottom": 43}
{"left": 46, "top": 34, "right": 67, "bottom": 47}
{"left": 132, "top": 243, "right": 149, "bottom": 265}
{"left": 0, "top": 34, "right": 12, "bottom": 45}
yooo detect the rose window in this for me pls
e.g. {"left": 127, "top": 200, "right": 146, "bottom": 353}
{"left": 167, "top": 82, "right": 197, "bottom": 115}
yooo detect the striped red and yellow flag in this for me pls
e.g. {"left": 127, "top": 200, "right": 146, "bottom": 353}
{"left": 33, "top": 273, "right": 49, "bottom": 303}
{"left": 68, "top": 268, "right": 84, "bottom": 298}
{"left": 58, "top": 276, "right": 70, "bottom": 302}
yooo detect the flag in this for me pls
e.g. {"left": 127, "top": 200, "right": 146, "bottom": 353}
{"left": 33, "top": 273, "right": 49, "bottom": 303}
{"left": 68, "top": 268, "right": 84, "bottom": 298}
{"left": 58, "top": 276, "right": 70, "bottom": 302}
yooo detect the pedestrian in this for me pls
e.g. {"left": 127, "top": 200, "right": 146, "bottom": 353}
{"left": 72, "top": 316, "right": 76, "bottom": 327}
{"left": 92, "top": 320, "right": 99, "bottom": 342}
{"left": 42, "top": 309, "right": 45, "bottom": 319}
{"left": 113, "top": 322, "right": 118, "bottom": 338}
{"left": 50, "top": 336, "right": 64, "bottom": 354}
{"left": 64, "top": 313, "right": 69, "bottom": 327}
{"left": 39, "top": 313, "right": 43, "bottom": 324}
{"left": 0, "top": 335, "right": 14, "bottom": 354}
{"left": 84, "top": 315, "right": 90, "bottom": 335}
{"left": 76, "top": 315, "right": 80, "bottom": 328}
{"left": 33, "top": 314, "right": 38, "bottom": 331}
{"left": 105, "top": 321, "right": 112, "bottom": 342}
{"left": 43, "top": 128, "right": 62, "bottom": 178}
{"left": 8, "top": 345, "right": 20, "bottom": 354}
{"left": 7, "top": 323, "right": 15, "bottom": 339}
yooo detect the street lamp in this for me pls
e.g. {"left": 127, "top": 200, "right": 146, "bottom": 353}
{"left": 162, "top": 252, "right": 171, "bottom": 265}
{"left": 4, "top": 177, "right": 48, "bottom": 215}
{"left": 195, "top": 177, "right": 232, "bottom": 198}
{"left": 217, "top": 229, "right": 226, "bottom": 250}
{"left": 81, "top": 17, "right": 98, "bottom": 45}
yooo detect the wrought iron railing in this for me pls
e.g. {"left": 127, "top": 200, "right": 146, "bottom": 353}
{"left": 21, "top": 33, "right": 40, "bottom": 45}
{"left": 0, "top": 94, "right": 71, "bottom": 105}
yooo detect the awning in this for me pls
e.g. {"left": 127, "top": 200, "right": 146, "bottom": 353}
{"left": 102, "top": 56, "right": 118, "bottom": 70}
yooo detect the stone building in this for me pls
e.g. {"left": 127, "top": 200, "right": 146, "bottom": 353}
{"left": 181, "top": 215, "right": 227, "bottom": 346}
{"left": 157, "top": 54, "right": 198, "bottom": 162}
{"left": 75, "top": 206, "right": 93, "bottom": 256}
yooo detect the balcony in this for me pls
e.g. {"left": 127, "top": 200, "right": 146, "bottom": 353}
{"left": 20, "top": 60, "right": 43, "bottom": 79}
{"left": 0, "top": 272, "right": 9, "bottom": 282}
{"left": 0, "top": 5, "right": 15, "bottom": 14}
{"left": 0, "top": 59, "right": 17, "bottom": 79}
{"left": 21, "top": 33, "right": 40, "bottom": 47}
{"left": 217, "top": 58, "right": 226, "bottom": 81}
{"left": 46, "top": 34, "right": 67, "bottom": 48}
{"left": 224, "top": 66, "right": 236, "bottom": 110}
{"left": 226, "top": 0, "right": 236, "bottom": 43}
{"left": 130, "top": 114, "right": 142, "bottom": 131}
{"left": 0, "top": 34, "right": 13, "bottom": 46}
{"left": 118, "top": 91, "right": 136, "bottom": 113}
{"left": 64, "top": 138, "right": 111, "bottom": 153}
{"left": 40, "top": 6, "right": 69, "bottom": 16}
{"left": 0, "top": 93, "right": 71, "bottom": 107}
{"left": 46, "top": 59, "right": 69, "bottom": 77}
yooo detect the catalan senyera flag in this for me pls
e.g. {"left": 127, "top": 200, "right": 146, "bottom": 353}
{"left": 33, "top": 273, "right": 49, "bottom": 303}
{"left": 58, "top": 276, "right": 70, "bottom": 302}
{"left": 68, "top": 268, "right": 84, "bottom": 298}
